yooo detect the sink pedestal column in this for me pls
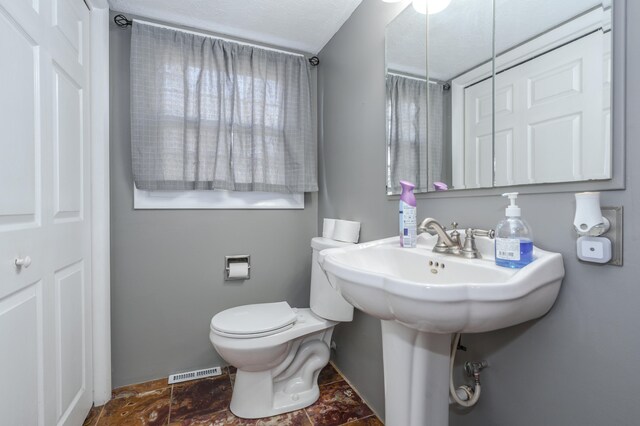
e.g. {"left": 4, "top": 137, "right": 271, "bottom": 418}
{"left": 381, "top": 321, "right": 451, "bottom": 426}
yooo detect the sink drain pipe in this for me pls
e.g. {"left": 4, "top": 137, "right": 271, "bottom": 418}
{"left": 449, "top": 333, "right": 487, "bottom": 407}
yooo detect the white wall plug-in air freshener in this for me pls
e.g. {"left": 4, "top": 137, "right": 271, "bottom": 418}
{"left": 573, "top": 192, "right": 614, "bottom": 264}
{"left": 573, "top": 192, "right": 610, "bottom": 236}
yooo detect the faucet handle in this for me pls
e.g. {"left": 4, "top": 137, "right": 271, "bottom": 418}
{"left": 451, "top": 222, "right": 458, "bottom": 230}
{"left": 461, "top": 229, "right": 480, "bottom": 258}
{"left": 471, "top": 229, "right": 495, "bottom": 239}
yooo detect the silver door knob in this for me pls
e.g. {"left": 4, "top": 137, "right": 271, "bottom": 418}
{"left": 15, "top": 256, "right": 32, "bottom": 268}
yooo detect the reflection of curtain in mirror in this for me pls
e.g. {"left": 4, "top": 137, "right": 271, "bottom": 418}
{"left": 386, "top": 74, "right": 446, "bottom": 194}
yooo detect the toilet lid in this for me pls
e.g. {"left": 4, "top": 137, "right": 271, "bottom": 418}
{"left": 211, "top": 301, "right": 297, "bottom": 336}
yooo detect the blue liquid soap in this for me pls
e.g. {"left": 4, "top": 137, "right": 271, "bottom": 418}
{"left": 494, "top": 193, "right": 534, "bottom": 269}
{"left": 495, "top": 239, "right": 533, "bottom": 268}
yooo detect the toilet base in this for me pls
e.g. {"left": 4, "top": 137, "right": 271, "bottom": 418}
{"left": 230, "top": 370, "right": 321, "bottom": 419}
{"left": 229, "top": 334, "right": 332, "bottom": 419}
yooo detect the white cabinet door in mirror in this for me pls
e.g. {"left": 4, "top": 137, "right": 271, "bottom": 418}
{"left": 462, "top": 29, "right": 611, "bottom": 187}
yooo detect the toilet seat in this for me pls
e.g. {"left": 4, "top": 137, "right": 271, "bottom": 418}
{"left": 211, "top": 301, "right": 298, "bottom": 339}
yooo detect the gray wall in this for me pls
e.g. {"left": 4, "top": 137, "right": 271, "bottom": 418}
{"left": 319, "top": 1, "right": 640, "bottom": 425}
{"left": 110, "top": 16, "right": 318, "bottom": 388}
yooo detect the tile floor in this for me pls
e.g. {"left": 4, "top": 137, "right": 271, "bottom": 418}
{"left": 84, "top": 364, "right": 383, "bottom": 425}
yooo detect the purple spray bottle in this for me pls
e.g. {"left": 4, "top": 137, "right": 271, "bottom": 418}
{"left": 399, "top": 180, "right": 417, "bottom": 247}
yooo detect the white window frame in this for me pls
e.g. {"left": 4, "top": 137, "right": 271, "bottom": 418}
{"left": 133, "top": 185, "right": 304, "bottom": 209}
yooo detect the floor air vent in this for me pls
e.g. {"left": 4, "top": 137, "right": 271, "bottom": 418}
{"left": 168, "top": 366, "right": 222, "bottom": 384}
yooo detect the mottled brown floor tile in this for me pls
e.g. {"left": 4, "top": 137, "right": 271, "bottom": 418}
{"left": 170, "top": 376, "right": 233, "bottom": 422}
{"left": 236, "top": 409, "right": 312, "bottom": 426}
{"left": 175, "top": 409, "right": 311, "bottom": 426}
{"left": 113, "top": 377, "right": 170, "bottom": 399}
{"left": 318, "top": 363, "right": 342, "bottom": 386}
{"left": 83, "top": 405, "right": 104, "bottom": 426}
{"left": 305, "top": 380, "right": 373, "bottom": 426}
{"left": 99, "top": 388, "right": 171, "bottom": 426}
{"left": 342, "top": 414, "right": 384, "bottom": 425}
{"left": 176, "top": 410, "right": 238, "bottom": 425}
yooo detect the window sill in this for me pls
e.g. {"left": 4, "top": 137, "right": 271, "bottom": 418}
{"left": 133, "top": 186, "right": 304, "bottom": 209}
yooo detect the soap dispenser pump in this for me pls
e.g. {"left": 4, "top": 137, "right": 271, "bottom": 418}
{"left": 495, "top": 192, "right": 534, "bottom": 268}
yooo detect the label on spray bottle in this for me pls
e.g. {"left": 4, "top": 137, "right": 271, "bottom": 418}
{"left": 399, "top": 201, "right": 417, "bottom": 248}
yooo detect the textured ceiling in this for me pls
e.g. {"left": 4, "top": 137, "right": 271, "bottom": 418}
{"left": 387, "top": 0, "right": 606, "bottom": 82}
{"left": 386, "top": 5, "right": 427, "bottom": 78}
{"left": 108, "top": 0, "right": 363, "bottom": 54}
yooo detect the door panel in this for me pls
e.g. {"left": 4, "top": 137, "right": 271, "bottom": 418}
{"left": 0, "top": 282, "right": 45, "bottom": 426}
{"left": 0, "top": 0, "right": 92, "bottom": 424}
{"left": 527, "top": 113, "right": 582, "bottom": 182}
{"left": 54, "top": 261, "right": 86, "bottom": 423}
{"left": 464, "top": 83, "right": 493, "bottom": 188}
{"left": 527, "top": 59, "right": 582, "bottom": 107}
{"left": 0, "top": 8, "right": 41, "bottom": 229}
{"left": 52, "top": 63, "right": 83, "bottom": 222}
{"left": 494, "top": 129, "right": 514, "bottom": 186}
{"left": 48, "top": 1, "right": 92, "bottom": 425}
{"left": 52, "top": 0, "right": 85, "bottom": 66}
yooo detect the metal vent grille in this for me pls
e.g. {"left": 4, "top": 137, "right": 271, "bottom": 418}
{"left": 168, "top": 366, "right": 222, "bottom": 384}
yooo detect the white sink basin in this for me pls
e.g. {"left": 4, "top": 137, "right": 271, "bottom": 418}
{"left": 319, "top": 233, "right": 564, "bottom": 334}
{"left": 318, "top": 232, "right": 565, "bottom": 426}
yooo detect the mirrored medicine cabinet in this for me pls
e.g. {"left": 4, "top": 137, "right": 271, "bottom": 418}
{"left": 385, "top": 0, "right": 616, "bottom": 195}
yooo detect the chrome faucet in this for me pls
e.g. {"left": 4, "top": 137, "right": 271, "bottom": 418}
{"left": 418, "top": 218, "right": 495, "bottom": 259}
{"left": 418, "top": 218, "right": 461, "bottom": 254}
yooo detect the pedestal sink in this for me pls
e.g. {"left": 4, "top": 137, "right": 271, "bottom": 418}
{"left": 318, "top": 233, "right": 564, "bottom": 426}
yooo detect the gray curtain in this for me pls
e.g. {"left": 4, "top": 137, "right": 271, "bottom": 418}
{"left": 130, "top": 22, "right": 317, "bottom": 193}
{"left": 386, "top": 74, "right": 446, "bottom": 193}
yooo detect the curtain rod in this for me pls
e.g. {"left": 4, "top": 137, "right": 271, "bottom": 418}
{"left": 113, "top": 14, "right": 320, "bottom": 67}
{"left": 387, "top": 71, "right": 451, "bottom": 90}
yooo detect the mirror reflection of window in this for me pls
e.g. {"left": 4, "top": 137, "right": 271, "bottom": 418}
{"left": 386, "top": 74, "right": 451, "bottom": 194}
{"left": 385, "top": 5, "right": 427, "bottom": 195}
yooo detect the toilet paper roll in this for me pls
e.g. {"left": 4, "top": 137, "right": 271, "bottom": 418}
{"left": 322, "top": 218, "right": 337, "bottom": 238}
{"left": 228, "top": 262, "right": 249, "bottom": 279}
{"left": 332, "top": 220, "right": 361, "bottom": 243}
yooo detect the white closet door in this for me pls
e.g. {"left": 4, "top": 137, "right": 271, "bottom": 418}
{"left": 463, "top": 30, "right": 608, "bottom": 188}
{"left": 0, "top": 0, "right": 92, "bottom": 425}
{"left": 495, "top": 31, "right": 605, "bottom": 186}
{"left": 463, "top": 81, "right": 494, "bottom": 188}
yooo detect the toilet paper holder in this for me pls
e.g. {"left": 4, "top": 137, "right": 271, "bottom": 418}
{"left": 225, "top": 255, "right": 251, "bottom": 280}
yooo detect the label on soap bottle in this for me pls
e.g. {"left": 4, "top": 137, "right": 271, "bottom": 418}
{"left": 496, "top": 238, "right": 520, "bottom": 261}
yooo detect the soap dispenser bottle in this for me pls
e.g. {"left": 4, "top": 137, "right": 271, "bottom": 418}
{"left": 399, "top": 180, "right": 417, "bottom": 248}
{"left": 495, "top": 192, "right": 533, "bottom": 268}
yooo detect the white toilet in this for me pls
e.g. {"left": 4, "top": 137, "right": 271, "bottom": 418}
{"left": 209, "top": 237, "right": 355, "bottom": 419}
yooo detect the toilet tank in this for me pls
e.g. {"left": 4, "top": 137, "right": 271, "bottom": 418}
{"left": 310, "top": 237, "right": 355, "bottom": 322}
